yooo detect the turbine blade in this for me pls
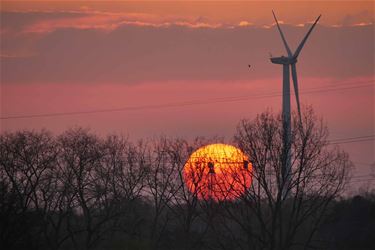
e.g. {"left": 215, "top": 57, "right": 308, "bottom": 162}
{"left": 291, "top": 63, "right": 302, "bottom": 123}
{"left": 293, "top": 14, "right": 321, "bottom": 58}
{"left": 272, "top": 10, "right": 292, "bottom": 57}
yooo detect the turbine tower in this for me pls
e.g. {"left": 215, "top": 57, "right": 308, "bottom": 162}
{"left": 270, "top": 11, "right": 321, "bottom": 197}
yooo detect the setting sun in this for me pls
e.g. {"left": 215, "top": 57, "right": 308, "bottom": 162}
{"left": 183, "top": 144, "right": 252, "bottom": 201}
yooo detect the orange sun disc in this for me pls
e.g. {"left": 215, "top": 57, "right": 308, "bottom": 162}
{"left": 183, "top": 144, "right": 252, "bottom": 201}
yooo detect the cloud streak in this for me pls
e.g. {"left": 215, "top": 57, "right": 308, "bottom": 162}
{"left": 2, "top": 10, "right": 373, "bottom": 37}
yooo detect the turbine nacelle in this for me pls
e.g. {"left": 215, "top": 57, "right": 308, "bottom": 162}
{"left": 270, "top": 56, "right": 297, "bottom": 65}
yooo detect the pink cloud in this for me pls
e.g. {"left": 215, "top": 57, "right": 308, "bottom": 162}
{"left": 23, "top": 14, "right": 126, "bottom": 33}
{"left": 21, "top": 11, "right": 228, "bottom": 34}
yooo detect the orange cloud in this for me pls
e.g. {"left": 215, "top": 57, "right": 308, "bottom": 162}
{"left": 238, "top": 21, "right": 253, "bottom": 27}
{"left": 22, "top": 13, "right": 140, "bottom": 33}
{"left": 18, "top": 11, "right": 247, "bottom": 34}
{"left": 1, "top": 1, "right": 374, "bottom": 33}
{"left": 2, "top": 0, "right": 373, "bottom": 27}
{"left": 19, "top": 12, "right": 353, "bottom": 35}
{"left": 351, "top": 22, "right": 373, "bottom": 27}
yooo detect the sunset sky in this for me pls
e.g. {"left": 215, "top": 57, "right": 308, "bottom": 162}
{"left": 0, "top": 1, "right": 374, "bottom": 187}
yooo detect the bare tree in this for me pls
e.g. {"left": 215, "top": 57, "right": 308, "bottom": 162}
{"left": 41, "top": 160, "right": 77, "bottom": 250}
{"left": 151, "top": 136, "right": 227, "bottom": 250}
{"left": 144, "top": 137, "right": 180, "bottom": 249}
{"left": 0, "top": 130, "right": 58, "bottom": 249}
{"left": 101, "top": 135, "right": 149, "bottom": 237}
{"left": 218, "top": 108, "right": 353, "bottom": 250}
{"left": 58, "top": 128, "right": 125, "bottom": 250}
{"left": 163, "top": 138, "right": 210, "bottom": 250}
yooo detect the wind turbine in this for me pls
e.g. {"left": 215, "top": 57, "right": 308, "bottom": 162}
{"left": 270, "top": 11, "right": 321, "bottom": 197}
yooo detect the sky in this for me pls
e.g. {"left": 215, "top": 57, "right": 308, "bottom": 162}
{"left": 0, "top": 1, "right": 374, "bottom": 189}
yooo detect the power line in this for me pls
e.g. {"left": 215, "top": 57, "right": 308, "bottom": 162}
{"left": 330, "top": 134, "right": 375, "bottom": 143}
{"left": 348, "top": 178, "right": 374, "bottom": 183}
{"left": 1, "top": 80, "right": 373, "bottom": 120}
{"left": 330, "top": 138, "right": 374, "bottom": 145}
{"left": 351, "top": 176, "right": 373, "bottom": 179}
{"left": 328, "top": 135, "right": 375, "bottom": 145}
{"left": 345, "top": 175, "right": 375, "bottom": 184}
{"left": 353, "top": 162, "right": 375, "bottom": 166}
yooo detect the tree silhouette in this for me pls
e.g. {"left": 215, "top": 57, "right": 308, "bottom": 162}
{"left": 0, "top": 111, "right": 362, "bottom": 250}
{"left": 224, "top": 107, "right": 353, "bottom": 249}
{"left": 0, "top": 130, "right": 58, "bottom": 249}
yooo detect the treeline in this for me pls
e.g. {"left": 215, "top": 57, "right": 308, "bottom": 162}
{"left": 0, "top": 110, "right": 373, "bottom": 250}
